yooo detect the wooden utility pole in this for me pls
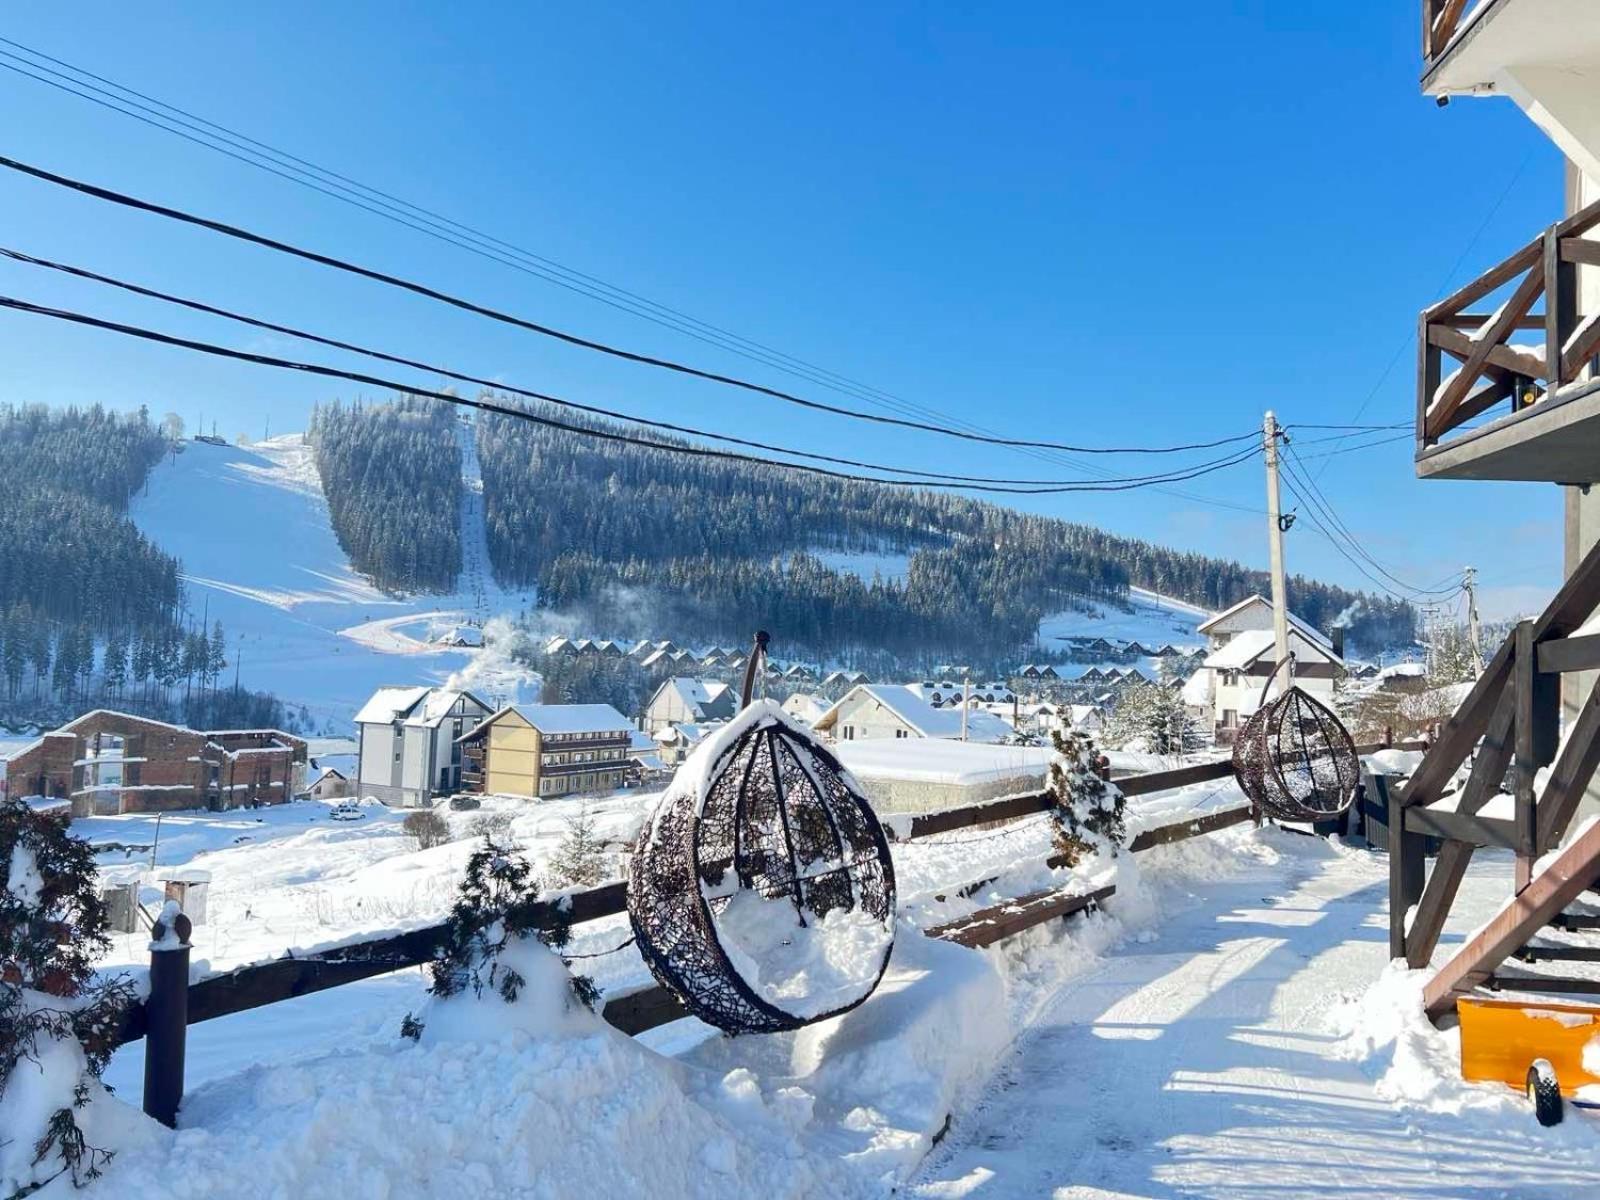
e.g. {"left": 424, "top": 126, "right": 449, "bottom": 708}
{"left": 961, "top": 669, "right": 971, "bottom": 742}
{"left": 1263, "top": 412, "right": 1291, "bottom": 693}
{"left": 1463, "top": 565, "right": 1485, "bottom": 673}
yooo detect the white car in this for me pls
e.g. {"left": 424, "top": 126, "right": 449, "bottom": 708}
{"left": 329, "top": 801, "right": 366, "bottom": 822}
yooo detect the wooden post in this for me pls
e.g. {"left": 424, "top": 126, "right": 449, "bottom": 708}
{"left": 143, "top": 908, "right": 193, "bottom": 1129}
{"left": 1514, "top": 620, "right": 1536, "bottom": 891}
{"left": 1382, "top": 775, "right": 1424, "bottom": 961}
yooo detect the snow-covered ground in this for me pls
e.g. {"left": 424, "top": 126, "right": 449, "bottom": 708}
{"left": 60, "top": 774, "right": 1600, "bottom": 1197}
{"left": 1036, "top": 587, "right": 1210, "bottom": 682}
{"left": 130, "top": 433, "right": 538, "bottom": 728}
{"left": 808, "top": 545, "right": 914, "bottom": 586}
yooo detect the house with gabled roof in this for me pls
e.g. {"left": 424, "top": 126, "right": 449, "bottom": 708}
{"left": 812, "top": 684, "right": 1013, "bottom": 745}
{"left": 642, "top": 677, "right": 738, "bottom": 734}
{"left": 456, "top": 702, "right": 634, "bottom": 798}
{"left": 355, "top": 686, "right": 494, "bottom": 806}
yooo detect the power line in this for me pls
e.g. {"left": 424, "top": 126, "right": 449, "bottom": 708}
{"left": 0, "top": 37, "right": 1062, "bottom": 440}
{"left": 1290, "top": 432, "right": 1412, "bottom": 460}
{"left": 0, "top": 292, "right": 1267, "bottom": 496}
{"left": 0, "top": 152, "right": 1265, "bottom": 460}
{"left": 0, "top": 245, "right": 1265, "bottom": 490}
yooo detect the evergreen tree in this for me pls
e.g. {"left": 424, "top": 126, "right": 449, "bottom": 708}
{"left": 1046, "top": 729, "right": 1126, "bottom": 867}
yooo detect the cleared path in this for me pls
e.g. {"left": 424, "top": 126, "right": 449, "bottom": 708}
{"left": 912, "top": 842, "right": 1598, "bottom": 1199}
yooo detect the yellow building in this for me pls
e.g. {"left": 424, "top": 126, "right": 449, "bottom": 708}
{"left": 457, "top": 703, "right": 635, "bottom": 799}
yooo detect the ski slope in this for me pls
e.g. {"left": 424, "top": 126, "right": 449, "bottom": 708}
{"left": 1037, "top": 587, "right": 1210, "bottom": 652}
{"left": 130, "top": 433, "right": 537, "bottom": 729}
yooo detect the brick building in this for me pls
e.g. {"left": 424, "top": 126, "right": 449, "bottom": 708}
{"left": 0, "top": 710, "right": 307, "bottom": 818}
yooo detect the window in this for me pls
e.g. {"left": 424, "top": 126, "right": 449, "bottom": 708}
{"left": 894, "top": 729, "right": 908, "bottom": 739}
{"left": 1223, "top": 709, "right": 1238, "bottom": 728}
{"left": 841, "top": 726, "right": 855, "bottom": 741}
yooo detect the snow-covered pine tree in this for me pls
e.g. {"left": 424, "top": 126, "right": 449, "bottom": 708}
{"left": 402, "top": 838, "right": 596, "bottom": 1040}
{"left": 548, "top": 807, "right": 607, "bottom": 888}
{"left": 1046, "top": 729, "right": 1126, "bottom": 867}
{"left": 0, "top": 799, "right": 133, "bottom": 1194}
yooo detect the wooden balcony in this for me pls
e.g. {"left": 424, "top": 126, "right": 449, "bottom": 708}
{"left": 1416, "top": 197, "right": 1600, "bottom": 483}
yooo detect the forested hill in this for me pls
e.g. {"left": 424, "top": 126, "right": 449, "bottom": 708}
{"left": 309, "top": 395, "right": 1414, "bottom": 663}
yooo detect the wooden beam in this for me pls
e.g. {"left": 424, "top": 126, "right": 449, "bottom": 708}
{"left": 1429, "top": 260, "right": 1545, "bottom": 436}
{"left": 1487, "top": 972, "right": 1600, "bottom": 996}
{"left": 1400, "top": 636, "right": 1512, "bottom": 809}
{"left": 1536, "top": 674, "right": 1600, "bottom": 850}
{"left": 1429, "top": 324, "right": 1547, "bottom": 385}
{"left": 1559, "top": 236, "right": 1600, "bottom": 268}
{"left": 924, "top": 884, "right": 1115, "bottom": 949}
{"left": 1448, "top": 371, "right": 1516, "bottom": 430}
{"left": 1548, "top": 228, "right": 1579, "bottom": 387}
{"left": 1561, "top": 311, "right": 1600, "bottom": 384}
{"left": 1425, "top": 238, "right": 1542, "bottom": 321}
{"left": 1553, "top": 194, "right": 1600, "bottom": 239}
{"left": 1515, "top": 620, "right": 1537, "bottom": 886}
{"left": 1127, "top": 805, "right": 1251, "bottom": 851}
{"left": 1430, "top": 0, "right": 1468, "bottom": 53}
{"left": 1535, "top": 533, "right": 1600, "bottom": 641}
{"left": 1403, "top": 804, "right": 1519, "bottom": 849}
{"left": 1118, "top": 758, "right": 1234, "bottom": 798}
{"left": 1536, "top": 633, "right": 1600, "bottom": 675}
{"left": 1385, "top": 774, "right": 1425, "bottom": 961}
{"left": 1514, "top": 943, "right": 1600, "bottom": 964}
{"left": 1423, "top": 817, "right": 1600, "bottom": 1021}
{"left": 1436, "top": 313, "right": 1546, "bottom": 331}
{"left": 602, "top": 983, "right": 683, "bottom": 1035}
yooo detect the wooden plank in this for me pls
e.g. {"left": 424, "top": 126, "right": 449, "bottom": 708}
{"left": 1127, "top": 805, "right": 1252, "bottom": 851}
{"left": 601, "top": 983, "right": 684, "bottom": 1035}
{"left": 1407, "top": 840, "right": 1476, "bottom": 970}
{"left": 904, "top": 791, "right": 1051, "bottom": 839}
{"left": 1117, "top": 758, "right": 1233, "bottom": 798}
{"left": 1536, "top": 674, "right": 1600, "bottom": 849}
{"left": 1487, "top": 972, "right": 1600, "bottom": 996}
{"left": 1403, "top": 804, "right": 1519, "bottom": 849}
{"left": 1423, "top": 817, "right": 1600, "bottom": 1021}
{"left": 1383, "top": 774, "right": 1424, "bottom": 961}
{"left": 1428, "top": 258, "right": 1545, "bottom": 435}
{"left": 1562, "top": 311, "right": 1600, "bottom": 384}
{"left": 1515, "top": 620, "right": 1537, "bottom": 884}
{"left": 1536, "top": 633, "right": 1600, "bottom": 675}
{"left": 1560, "top": 236, "right": 1600, "bottom": 268}
{"left": 1449, "top": 372, "right": 1516, "bottom": 430}
{"left": 1430, "top": 0, "right": 1469, "bottom": 53}
{"left": 1549, "top": 913, "right": 1600, "bottom": 932}
{"left": 1548, "top": 228, "right": 1578, "bottom": 387}
{"left": 1533, "top": 533, "right": 1600, "bottom": 641}
{"left": 1514, "top": 944, "right": 1600, "bottom": 964}
{"left": 1429, "top": 324, "right": 1548, "bottom": 384}
{"left": 1425, "top": 237, "right": 1542, "bottom": 320}
{"left": 1436, "top": 313, "right": 1545, "bottom": 331}
{"left": 924, "top": 884, "right": 1115, "bottom": 949}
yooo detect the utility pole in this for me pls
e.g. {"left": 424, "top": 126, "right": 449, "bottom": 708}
{"left": 1463, "top": 565, "right": 1485, "bottom": 674}
{"left": 1263, "top": 411, "right": 1291, "bottom": 693}
{"left": 960, "top": 668, "right": 971, "bottom": 742}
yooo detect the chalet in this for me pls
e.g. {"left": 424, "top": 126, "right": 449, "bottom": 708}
{"left": 783, "top": 664, "right": 816, "bottom": 683}
{"left": 307, "top": 767, "right": 351, "bottom": 800}
{"left": 1197, "top": 595, "right": 1332, "bottom": 653}
{"left": 652, "top": 721, "right": 717, "bottom": 766}
{"left": 640, "top": 649, "right": 672, "bottom": 672}
{"left": 1, "top": 710, "right": 307, "bottom": 817}
{"left": 1068, "top": 704, "right": 1105, "bottom": 734}
{"left": 457, "top": 703, "right": 634, "bottom": 799}
{"left": 1077, "top": 668, "right": 1107, "bottom": 684}
{"left": 642, "top": 677, "right": 738, "bottom": 734}
{"left": 628, "top": 639, "right": 656, "bottom": 660}
{"left": 781, "top": 692, "right": 829, "bottom": 726}
{"left": 812, "top": 684, "right": 1014, "bottom": 744}
{"left": 354, "top": 686, "right": 494, "bottom": 807}
{"left": 1080, "top": 638, "right": 1116, "bottom": 658}
{"left": 436, "top": 624, "right": 484, "bottom": 648}
{"left": 544, "top": 637, "right": 576, "bottom": 657}
{"left": 1201, "top": 627, "right": 1344, "bottom": 743}
{"left": 820, "top": 670, "right": 853, "bottom": 692}
{"left": 573, "top": 639, "right": 599, "bottom": 657}
{"left": 1124, "top": 641, "right": 1155, "bottom": 657}
{"left": 595, "top": 640, "right": 624, "bottom": 658}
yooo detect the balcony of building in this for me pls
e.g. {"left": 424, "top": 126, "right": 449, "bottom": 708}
{"left": 1423, "top": 1, "right": 1600, "bottom": 182}
{"left": 1417, "top": 196, "right": 1600, "bottom": 482}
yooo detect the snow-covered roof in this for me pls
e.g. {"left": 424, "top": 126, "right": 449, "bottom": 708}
{"left": 508, "top": 703, "right": 634, "bottom": 736}
{"left": 1196, "top": 595, "right": 1334, "bottom": 652}
{"left": 782, "top": 693, "right": 829, "bottom": 725}
{"left": 1379, "top": 661, "right": 1427, "bottom": 679}
{"left": 356, "top": 686, "right": 490, "bottom": 728}
{"left": 832, "top": 738, "right": 1053, "bottom": 786}
{"left": 659, "top": 677, "right": 736, "bottom": 721}
{"left": 1204, "top": 627, "right": 1342, "bottom": 670}
{"left": 815, "top": 685, "right": 1014, "bottom": 743}
{"left": 1180, "top": 669, "right": 1212, "bottom": 706}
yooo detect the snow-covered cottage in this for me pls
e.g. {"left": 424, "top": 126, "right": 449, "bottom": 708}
{"left": 456, "top": 703, "right": 634, "bottom": 799}
{"left": 642, "top": 677, "right": 738, "bottom": 734}
{"left": 781, "top": 692, "right": 830, "bottom": 726}
{"left": 354, "top": 686, "right": 494, "bottom": 807}
{"left": 812, "top": 685, "right": 1014, "bottom": 744}
{"left": 306, "top": 766, "right": 351, "bottom": 800}
{"left": 1201, "top": 626, "right": 1344, "bottom": 742}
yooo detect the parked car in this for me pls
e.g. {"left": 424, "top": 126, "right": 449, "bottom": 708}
{"left": 447, "top": 794, "right": 482, "bottom": 812}
{"left": 329, "top": 801, "right": 365, "bottom": 822}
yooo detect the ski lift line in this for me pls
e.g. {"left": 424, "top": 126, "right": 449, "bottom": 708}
{"left": 0, "top": 153, "right": 1266, "bottom": 460}
{"left": 1280, "top": 452, "right": 1464, "bottom": 599}
{"left": 0, "top": 247, "right": 1268, "bottom": 490}
{"left": 0, "top": 293, "right": 1273, "bottom": 497}
{"left": 0, "top": 41, "right": 1050, "bottom": 434}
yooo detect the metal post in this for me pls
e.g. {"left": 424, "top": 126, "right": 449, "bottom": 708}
{"left": 1263, "top": 412, "right": 1291, "bottom": 696}
{"left": 143, "top": 907, "right": 193, "bottom": 1129}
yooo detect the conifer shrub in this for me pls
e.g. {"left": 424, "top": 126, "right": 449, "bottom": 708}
{"left": 1046, "top": 730, "right": 1126, "bottom": 867}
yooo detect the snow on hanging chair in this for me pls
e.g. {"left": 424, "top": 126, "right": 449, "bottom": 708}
{"left": 627, "top": 639, "right": 896, "bottom": 1034}
{"left": 1236, "top": 686, "right": 1360, "bottom": 824}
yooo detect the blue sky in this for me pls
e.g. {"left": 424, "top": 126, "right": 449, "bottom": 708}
{"left": 0, "top": 2, "right": 1566, "bottom": 619}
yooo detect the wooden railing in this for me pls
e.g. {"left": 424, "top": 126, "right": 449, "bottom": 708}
{"left": 1419, "top": 196, "right": 1600, "bottom": 449}
{"left": 1423, "top": 0, "right": 1470, "bottom": 62}
{"left": 113, "top": 744, "right": 1418, "bottom": 1126}
{"left": 1388, "top": 535, "right": 1600, "bottom": 971}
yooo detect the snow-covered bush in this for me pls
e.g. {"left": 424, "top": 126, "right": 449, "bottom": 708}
{"left": 547, "top": 807, "right": 606, "bottom": 888}
{"left": 1046, "top": 730, "right": 1125, "bottom": 867}
{"left": 402, "top": 839, "right": 596, "bottom": 1042}
{"left": 467, "top": 811, "right": 515, "bottom": 844}
{"left": 0, "top": 798, "right": 133, "bottom": 1195}
{"left": 401, "top": 809, "right": 451, "bottom": 850}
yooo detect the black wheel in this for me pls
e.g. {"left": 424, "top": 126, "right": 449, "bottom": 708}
{"left": 1527, "top": 1059, "right": 1564, "bottom": 1127}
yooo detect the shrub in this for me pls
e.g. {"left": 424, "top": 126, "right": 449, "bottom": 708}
{"left": 1047, "top": 729, "right": 1126, "bottom": 867}
{"left": 468, "top": 811, "right": 515, "bottom": 843}
{"left": 547, "top": 807, "right": 606, "bottom": 888}
{"left": 402, "top": 809, "right": 451, "bottom": 850}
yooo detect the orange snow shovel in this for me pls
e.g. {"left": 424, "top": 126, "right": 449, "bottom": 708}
{"left": 1457, "top": 996, "right": 1600, "bottom": 1126}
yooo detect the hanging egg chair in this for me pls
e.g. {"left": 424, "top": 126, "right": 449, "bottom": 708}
{"left": 627, "top": 633, "right": 897, "bottom": 1034}
{"left": 1231, "top": 652, "right": 1360, "bottom": 824}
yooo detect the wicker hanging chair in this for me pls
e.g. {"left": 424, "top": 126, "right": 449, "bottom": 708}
{"left": 1235, "top": 685, "right": 1360, "bottom": 823}
{"left": 627, "top": 634, "right": 897, "bottom": 1034}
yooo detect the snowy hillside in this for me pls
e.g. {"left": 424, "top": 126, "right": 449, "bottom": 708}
{"left": 130, "top": 434, "right": 537, "bottom": 728}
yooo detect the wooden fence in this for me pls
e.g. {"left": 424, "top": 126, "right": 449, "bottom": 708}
{"left": 115, "top": 741, "right": 1418, "bottom": 1126}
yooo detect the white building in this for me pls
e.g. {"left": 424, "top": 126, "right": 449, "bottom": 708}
{"left": 1202, "top": 627, "right": 1344, "bottom": 742}
{"left": 641, "top": 677, "right": 737, "bottom": 735}
{"left": 781, "top": 692, "right": 830, "bottom": 726}
{"left": 812, "top": 684, "right": 1015, "bottom": 744}
{"left": 354, "top": 686, "right": 494, "bottom": 806}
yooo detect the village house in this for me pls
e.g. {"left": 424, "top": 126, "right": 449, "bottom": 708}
{"left": 812, "top": 684, "right": 1014, "bottom": 744}
{"left": 782, "top": 692, "right": 830, "bottom": 726}
{"left": 1201, "top": 625, "right": 1345, "bottom": 742}
{"left": 354, "top": 686, "right": 494, "bottom": 807}
{"left": 457, "top": 703, "right": 634, "bottom": 799}
{"left": 0, "top": 710, "right": 306, "bottom": 817}
{"left": 642, "top": 676, "right": 738, "bottom": 735}
{"left": 306, "top": 766, "right": 351, "bottom": 800}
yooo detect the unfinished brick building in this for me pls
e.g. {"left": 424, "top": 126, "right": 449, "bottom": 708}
{"left": 1, "top": 710, "right": 307, "bottom": 818}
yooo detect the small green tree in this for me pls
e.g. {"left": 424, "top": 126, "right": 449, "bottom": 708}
{"left": 548, "top": 807, "right": 607, "bottom": 888}
{"left": 1047, "top": 729, "right": 1126, "bottom": 867}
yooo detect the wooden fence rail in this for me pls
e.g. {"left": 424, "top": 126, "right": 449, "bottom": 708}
{"left": 115, "top": 740, "right": 1419, "bottom": 1125}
